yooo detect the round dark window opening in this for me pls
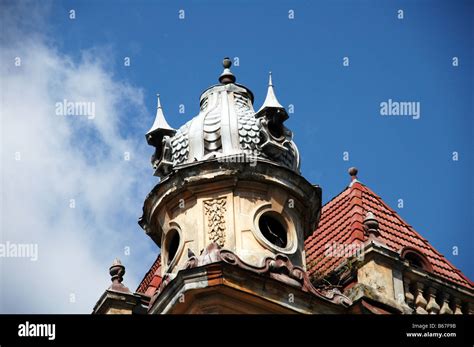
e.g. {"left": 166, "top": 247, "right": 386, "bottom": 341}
{"left": 258, "top": 212, "right": 288, "bottom": 248}
{"left": 166, "top": 230, "right": 180, "bottom": 266}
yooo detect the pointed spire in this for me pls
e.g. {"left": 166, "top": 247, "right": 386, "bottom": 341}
{"left": 149, "top": 94, "right": 173, "bottom": 132}
{"left": 219, "top": 57, "right": 236, "bottom": 84}
{"left": 258, "top": 72, "right": 284, "bottom": 112}
{"left": 146, "top": 94, "right": 176, "bottom": 147}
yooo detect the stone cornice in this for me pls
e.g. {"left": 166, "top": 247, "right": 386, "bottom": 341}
{"left": 148, "top": 243, "right": 351, "bottom": 314}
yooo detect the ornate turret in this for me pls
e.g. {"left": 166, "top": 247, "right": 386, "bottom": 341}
{"left": 146, "top": 94, "right": 175, "bottom": 146}
{"left": 146, "top": 94, "right": 176, "bottom": 177}
{"left": 134, "top": 58, "right": 348, "bottom": 314}
{"left": 255, "top": 72, "right": 295, "bottom": 168}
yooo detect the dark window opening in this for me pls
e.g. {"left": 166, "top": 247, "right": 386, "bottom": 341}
{"left": 259, "top": 213, "right": 287, "bottom": 248}
{"left": 405, "top": 253, "right": 424, "bottom": 269}
{"left": 268, "top": 118, "right": 284, "bottom": 139}
{"left": 402, "top": 250, "right": 431, "bottom": 272}
{"left": 166, "top": 230, "right": 180, "bottom": 265}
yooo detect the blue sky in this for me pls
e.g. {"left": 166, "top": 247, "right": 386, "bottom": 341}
{"left": 1, "top": 0, "right": 472, "bottom": 312}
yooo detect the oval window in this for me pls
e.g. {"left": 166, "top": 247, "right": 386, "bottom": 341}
{"left": 258, "top": 212, "right": 287, "bottom": 248}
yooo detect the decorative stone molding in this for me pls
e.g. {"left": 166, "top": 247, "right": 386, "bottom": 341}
{"left": 203, "top": 198, "right": 227, "bottom": 247}
{"left": 151, "top": 135, "right": 174, "bottom": 177}
{"left": 178, "top": 243, "right": 352, "bottom": 307}
{"left": 345, "top": 283, "right": 413, "bottom": 314}
{"left": 257, "top": 117, "right": 299, "bottom": 171}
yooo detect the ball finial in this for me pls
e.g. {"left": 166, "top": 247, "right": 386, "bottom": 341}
{"left": 223, "top": 57, "right": 232, "bottom": 69}
{"left": 219, "top": 57, "right": 236, "bottom": 84}
{"left": 348, "top": 167, "right": 358, "bottom": 177}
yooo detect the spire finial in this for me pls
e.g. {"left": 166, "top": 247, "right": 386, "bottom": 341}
{"left": 146, "top": 93, "right": 175, "bottom": 146}
{"left": 219, "top": 57, "right": 236, "bottom": 84}
{"left": 156, "top": 93, "right": 162, "bottom": 109}
{"left": 257, "top": 71, "right": 284, "bottom": 113}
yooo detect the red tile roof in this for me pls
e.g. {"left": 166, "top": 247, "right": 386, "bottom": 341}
{"left": 305, "top": 180, "right": 473, "bottom": 290}
{"left": 136, "top": 254, "right": 162, "bottom": 297}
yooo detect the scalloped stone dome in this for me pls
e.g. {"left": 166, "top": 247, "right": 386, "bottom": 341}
{"left": 147, "top": 59, "right": 300, "bottom": 178}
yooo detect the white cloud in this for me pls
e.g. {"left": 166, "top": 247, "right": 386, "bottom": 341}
{"left": 0, "top": 2, "right": 158, "bottom": 313}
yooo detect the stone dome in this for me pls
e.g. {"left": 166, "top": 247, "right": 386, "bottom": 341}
{"left": 146, "top": 58, "right": 300, "bottom": 178}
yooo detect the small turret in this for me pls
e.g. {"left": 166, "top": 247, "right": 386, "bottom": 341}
{"left": 146, "top": 94, "right": 176, "bottom": 147}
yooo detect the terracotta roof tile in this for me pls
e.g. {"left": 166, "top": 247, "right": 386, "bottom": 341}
{"left": 305, "top": 181, "right": 473, "bottom": 290}
{"left": 136, "top": 254, "right": 162, "bottom": 295}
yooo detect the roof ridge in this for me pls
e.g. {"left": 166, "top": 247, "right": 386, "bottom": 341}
{"left": 321, "top": 185, "right": 351, "bottom": 209}
{"left": 360, "top": 184, "right": 430, "bottom": 242}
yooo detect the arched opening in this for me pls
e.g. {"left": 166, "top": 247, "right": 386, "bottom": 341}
{"left": 401, "top": 248, "right": 432, "bottom": 272}
{"left": 165, "top": 229, "right": 180, "bottom": 266}
{"left": 258, "top": 212, "right": 287, "bottom": 248}
{"left": 268, "top": 118, "right": 284, "bottom": 139}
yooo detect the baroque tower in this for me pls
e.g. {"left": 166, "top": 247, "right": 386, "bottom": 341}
{"left": 135, "top": 58, "right": 350, "bottom": 313}
{"left": 93, "top": 58, "right": 351, "bottom": 314}
{"left": 93, "top": 58, "right": 472, "bottom": 315}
